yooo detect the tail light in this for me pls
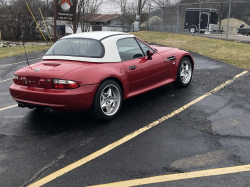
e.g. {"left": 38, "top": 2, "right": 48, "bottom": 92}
{"left": 13, "top": 74, "right": 27, "bottom": 85}
{"left": 53, "top": 79, "right": 79, "bottom": 89}
{"left": 13, "top": 74, "right": 19, "bottom": 84}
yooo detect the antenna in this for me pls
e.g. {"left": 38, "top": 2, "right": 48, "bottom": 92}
{"left": 22, "top": 36, "right": 30, "bottom": 67}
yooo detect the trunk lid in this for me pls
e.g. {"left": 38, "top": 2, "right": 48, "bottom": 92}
{"left": 14, "top": 60, "right": 90, "bottom": 89}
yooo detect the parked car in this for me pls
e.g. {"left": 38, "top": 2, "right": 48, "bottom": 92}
{"left": 9, "top": 31, "right": 194, "bottom": 121}
{"left": 238, "top": 26, "right": 250, "bottom": 36}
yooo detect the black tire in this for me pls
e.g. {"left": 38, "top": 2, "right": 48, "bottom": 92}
{"left": 189, "top": 27, "right": 196, "bottom": 33}
{"left": 89, "top": 80, "right": 123, "bottom": 121}
{"left": 173, "top": 57, "right": 193, "bottom": 88}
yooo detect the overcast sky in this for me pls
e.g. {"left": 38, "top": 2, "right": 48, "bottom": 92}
{"left": 99, "top": 1, "right": 120, "bottom": 14}
{"left": 43, "top": 0, "right": 141, "bottom": 14}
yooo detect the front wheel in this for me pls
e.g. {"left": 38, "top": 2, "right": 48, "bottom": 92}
{"left": 90, "top": 80, "right": 122, "bottom": 121}
{"left": 173, "top": 57, "right": 193, "bottom": 88}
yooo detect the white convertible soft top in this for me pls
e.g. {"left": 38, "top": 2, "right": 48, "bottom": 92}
{"left": 43, "top": 31, "right": 134, "bottom": 63}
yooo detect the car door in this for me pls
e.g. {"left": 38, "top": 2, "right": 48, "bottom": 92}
{"left": 135, "top": 38, "right": 170, "bottom": 81}
{"left": 117, "top": 37, "right": 166, "bottom": 91}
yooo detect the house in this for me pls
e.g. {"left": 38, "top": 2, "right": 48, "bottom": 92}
{"left": 82, "top": 14, "right": 121, "bottom": 27}
{"left": 42, "top": 14, "right": 123, "bottom": 36}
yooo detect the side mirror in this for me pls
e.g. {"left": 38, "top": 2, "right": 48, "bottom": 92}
{"left": 146, "top": 50, "right": 153, "bottom": 60}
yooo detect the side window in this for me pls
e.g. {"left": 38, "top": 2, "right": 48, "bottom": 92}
{"left": 117, "top": 38, "right": 144, "bottom": 61}
{"left": 136, "top": 39, "right": 155, "bottom": 55}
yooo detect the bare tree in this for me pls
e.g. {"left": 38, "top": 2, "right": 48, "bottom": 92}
{"left": 67, "top": 0, "right": 104, "bottom": 32}
{"left": 113, "top": 0, "right": 149, "bottom": 27}
{"left": 151, "top": 0, "right": 179, "bottom": 7}
{"left": 114, "top": 0, "right": 128, "bottom": 27}
{"left": 0, "top": 0, "right": 48, "bottom": 40}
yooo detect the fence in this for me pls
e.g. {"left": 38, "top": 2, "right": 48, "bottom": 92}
{"left": 70, "top": 25, "right": 134, "bottom": 34}
{"left": 147, "top": 0, "right": 250, "bottom": 40}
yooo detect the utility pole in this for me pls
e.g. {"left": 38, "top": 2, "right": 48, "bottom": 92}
{"left": 198, "top": 0, "right": 201, "bottom": 34}
{"left": 146, "top": 3, "right": 151, "bottom": 31}
{"left": 176, "top": 4, "right": 179, "bottom": 33}
{"left": 219, "top": 0, "right": 224, "bottom": 34}
{"left": 134, "top": 0, "right": 142, "bottom": 31}
{"left": 226, "top": 0, "right": 232, "bottom": 40}
{"left": 54, "top": 0, "right": 57, "bottom": 43}
{"left": 161, "top": 7, "right": 163, "bottom": 32}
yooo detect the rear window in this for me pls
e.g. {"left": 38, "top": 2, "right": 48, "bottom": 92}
{"left": 45, "top": 38, "right": 104, "bottom": 58}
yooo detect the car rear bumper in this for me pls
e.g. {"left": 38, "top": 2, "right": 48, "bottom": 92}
{"left": 9, "top": 83, "right": 99, "bottom": 112}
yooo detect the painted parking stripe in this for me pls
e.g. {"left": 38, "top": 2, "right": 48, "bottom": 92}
{"left": 87, "top": 164, "right": 250, "bottom": 187}
{"left": 0, "top": 57, "right": 42, "bottom": 67}
{"left": 0, "top": 57, "right": 43, "bottom": 83}
{"left": 0, "top": 104, "right": 18, "bottom": 112}
{"left": 27, "top": 70, "right": 248, "bottom": 187}
{"left": 0, "top": 78, "right": 12, "bottom": 83}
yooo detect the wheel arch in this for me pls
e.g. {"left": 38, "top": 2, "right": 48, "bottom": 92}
{"left": 189, "top": 25, "right": 197, "bottom": 33}
{"left": 176, "top": 53, "right": 194, "bottom": 70}
{"left": 182, "top": 55, "right": 194, "bottom": 70}
{"left": 172, "top": 54, "right": 194, "bottom": 88}
{"left": 173, "top": 54, "right": 194, "bottom": 81}
{"left": 99, "top": 76, "right": 124, "bottom": 96}
{"left": 89, "top": 76, "right": 124, "bottom": 121}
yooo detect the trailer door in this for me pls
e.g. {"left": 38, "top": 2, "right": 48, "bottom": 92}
{"left": 200, "top": 13, "right": 209, "bottom": 30}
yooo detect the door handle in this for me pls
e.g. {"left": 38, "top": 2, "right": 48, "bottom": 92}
{"left": 129, "top": 65, "right": 137, "bottom": 70}
{"left": 165, "top": 56, "right": 176, "bottom": 62}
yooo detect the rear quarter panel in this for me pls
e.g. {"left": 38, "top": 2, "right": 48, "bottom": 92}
{"left": 61, "top": 62, "right": 131, "bottom": 99}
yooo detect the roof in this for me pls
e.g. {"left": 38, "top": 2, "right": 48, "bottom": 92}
{"left": 43, "top": 32, "right": 135, "bottom": 62}
{"left": 82, "top": 14, "right": 120, "bottom": 23}
{"left": 63, "top": 31, "right": 132, "bottom": 40}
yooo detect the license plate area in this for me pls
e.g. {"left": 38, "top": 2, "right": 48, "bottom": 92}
{"left": 27, "top": 77, "right": 41, "bottom": 87}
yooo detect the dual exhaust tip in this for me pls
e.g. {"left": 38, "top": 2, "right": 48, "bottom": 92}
{"left": 18, "top": 103, "right": 26, "bottom": 108}
{"left": 43, "top": 107, "right": 54, "bottom": 114}
{"left": 18, "top": 103, "right": 54, "bottom": 113}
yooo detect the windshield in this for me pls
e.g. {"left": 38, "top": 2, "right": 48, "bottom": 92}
{"left": 45, "top": 38, "right": 104, "bottom": 58}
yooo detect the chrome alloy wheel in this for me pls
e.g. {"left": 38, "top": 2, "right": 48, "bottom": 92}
{"left": 180, "top": 60, "right": 192, "bottom": 84}
{"left": 100, "top": 84, "right": 121, "bottom": 116}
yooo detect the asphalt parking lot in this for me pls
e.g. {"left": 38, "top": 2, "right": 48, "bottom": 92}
{"left": 1, "top": 47, "right": 250, "bottom": 187}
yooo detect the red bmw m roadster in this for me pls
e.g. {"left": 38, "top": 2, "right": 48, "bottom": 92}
{"left": 9, "top": 31, "right": 194, "bottom": 120}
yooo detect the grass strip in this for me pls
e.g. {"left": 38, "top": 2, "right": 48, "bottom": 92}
{"left": 0, "top": 45, "right": 51, "bottom": 59}
{"left": 132, "top": 31, "right": 250, "bottom": 70}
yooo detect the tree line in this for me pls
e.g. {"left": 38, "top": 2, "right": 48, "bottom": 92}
{"left": 0, "top": 0, "right": 150, "bottom": 41}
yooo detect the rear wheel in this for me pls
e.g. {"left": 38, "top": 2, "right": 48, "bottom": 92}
{"left": 90, "top": 80, "right": 122, "bottom": 121}
{"left": 173, "top": 57, "right": 193, "bottom": 88}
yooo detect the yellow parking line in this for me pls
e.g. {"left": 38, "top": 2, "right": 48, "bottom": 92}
{"left": 87, "top": 164, "right": 250, "bottom": 187}
{"left": 0, "top": 104, "right": 18, "bottom": 111}
{"left": 0, "top": 78, "right": 12, "bottom": 83}
{"left": 28, "top": 70, "right": 248, "bottom": 187}
{"left": 0, "top": 57, "right": 42, "bottom": 83}
{"left": 0, "top": 57, "right": 42, "bottom": 67}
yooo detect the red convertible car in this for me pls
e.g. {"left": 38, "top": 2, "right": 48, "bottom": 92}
{"left": 9, "top": 32, "right": 194, "bottom": 120}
